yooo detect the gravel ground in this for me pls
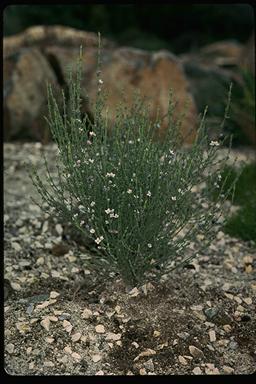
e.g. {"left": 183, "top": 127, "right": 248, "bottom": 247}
{"left": 4, "top": 143, "right": 256, "bottom": 375}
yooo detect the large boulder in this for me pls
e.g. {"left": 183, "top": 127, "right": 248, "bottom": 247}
{"left": 46, "top": 45, "right": 198, "bottom": 144}
{"left": 4, "top": 26, "right": 197, "bottom": 144}
{"left": 4, "top": 48, "right": 59, "bottom": 142}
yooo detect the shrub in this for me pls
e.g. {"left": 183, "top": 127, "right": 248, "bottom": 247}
{"left": 30, "top": 41, "right": 236, "bottom": 287}
{"left": 210, "top": 162, "right": 256, "bottom": 242}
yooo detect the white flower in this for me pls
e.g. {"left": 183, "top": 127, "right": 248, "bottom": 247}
{"left": 90, "top": 228, "right": 95, "bottom": 234}
{"left": 210, "top": 140, "right": 220, "bottom": 146}
{"left": 218, "top": 175, "right": 222, "bottom": 180}
{"left": 80, "top": 220, "right": 85, "bottom": 226}
{"left": 105, "top": 208, "right": 114, "bottom": 215}
{"left": 95, "top": 236, "right": 104, "bottom": 244}
{"left": 171, "top": 196, "right": 176, "bottom": 201}
{"left": 133, "top": 173, "right": 136, "bottom": 177}
{"left": 98, "top": 87, "right": 102, "bottom": 92}
{"left": 89, "top": 131, "right": 96, "bottom": 137}
{"left": 147, "top": 243, "right": 152, "bottom": 248}
{"left": 105, "top": 220, "right": 109, "bottom": 224}
{"left": 75, "top": 118, "right": 82, "bottom": 123}
{"left": 90, "top": 201, "right": 95, "bottom": 207}
{"left": 178, "top": 188, "right": 182, "bottom": 193}
{"left": 87, "top": 140, "right": 92, "bottom": 145}
{"left": 128, "top": 140, "right": 133, "bottom": 144}
{"left": 67, "top": 174, "right": 71, "bottom": 178}
{"left": 98, "top": 79, "right": 104, "bottom": 85}
{"left": 169, "top": 150, "right": 175, "bottom": 156}
{"left": 137, "top": 138, "right": 140, "bottom": 142}
{"left": 73, "top": 213, "right": 78, "bottom": 218}
{"left": 146, "top": 191, "right": 152, "bottom": 197}
{"left": 78, "top": 205, "right": 85, "bottom": 211}
{"left": 106, "top": 172, "right": 116, "bottom": 178}
{"left": 156, "top": 123, "right": 160, "bottom": 129}
{"left": 127, "top": 189, "right": 132, "bottom": 194}
{"left": 88, "top": 158, "right": 94, "bottom": 163}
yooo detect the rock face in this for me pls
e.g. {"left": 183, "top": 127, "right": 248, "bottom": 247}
{"left": 4, "top": 26, "right": 197, "bottom": 144}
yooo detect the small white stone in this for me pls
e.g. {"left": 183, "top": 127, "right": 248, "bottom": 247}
{"left": 63, "top": 320, "right": 73, "bottom": 333}
{"left": 40, "top": 318, "right": 50, "bottom": 331}
{"left": 209, "top": 330, "right": 216, "bottom": 342}
{"left": 64, "top": 346, "right": 72, "bottom": 354}
{"left": 105, "top": 332, "right": 121, "bottom": 341}
{"left": 178, "top": 355, "right": 188, "bottom": 365}
{"left": 46, "top": 337, "right": 54, "bottom": 344}
{"left": 50, "top": 291, "right": 60, "bottom": 299}
{"left": 11, "top": 242, "right": 22, "bottom": 252}
{"left": 92, "top": 354, "right": 102, "bottom": 363}
{"left": 81, "top": 308, "right": 93, "bottom": 319}
{"left": 55, "top": 224, "right": 63, "bottom": 235}
{"left": 5, "top": 343, "right": 15, "bottom": 354}
{"left": 243, "top": 297, "right": 252, "bottom": 305}
{"left": 128, "top": 287, "right": 139, "bottom": 297}
{"left": 223, "top": 366, "right": 234, "bottom": 374}
{"left": 95, "top": 324, "right": 105, "bottom": 334}
{"left": 193, "top": 366, "right": 202, "bottom": 375}
{"left": 10, "top": 282, "right": 21, "bottom": 291}
{"left": 153, "top": 330, "right": 161, "bottom": 338}
{"left": 44, "top": 361, "right": 54, "bottom": 367}
{"left": 26, "top": 347, "right": 32, "bottom": 354}
{"left": 189, "top": 345, "right": 204, "bottom": 358}
{"left": 96, "top": 370, "right": 104, "bottom": 375}
{"left": 71, "top": 352, "right": 82, "bottom": 361}
{"left": 71, "top": 332, "right": 82, "bottom": 342}
{"left": 36, "top": 257, "right": 45, "bottom": 265}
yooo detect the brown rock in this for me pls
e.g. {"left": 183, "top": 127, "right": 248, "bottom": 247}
{"left": 3, "top": 25, "right": 114, "bottom": 58}
{"left": 51, "top": 243, "right": 69, "bottom": 256}
{"left": 47, "top": 45, "right": 197, "bottom": 144}
{"left": 4, "top": 48, "right": 59, "bottom": 142}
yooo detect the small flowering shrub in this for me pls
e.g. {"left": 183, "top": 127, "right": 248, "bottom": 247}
{"left": 30, "top": 44, "right": 236, "bottom": 287}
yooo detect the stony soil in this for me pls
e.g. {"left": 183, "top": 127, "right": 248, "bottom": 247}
{"left": 4, "top": 143, "right": 256, "bottom": 376}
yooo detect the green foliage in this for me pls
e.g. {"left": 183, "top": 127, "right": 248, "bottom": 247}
{"left": 210, "top": 162, "right": 256, "bottom": 242}
{"left": 30, "top": 44, "right": 236, "bottom": 287}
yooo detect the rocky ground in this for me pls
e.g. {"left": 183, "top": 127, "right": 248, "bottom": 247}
{"left": 4, "top": 143, "right": 256, "bottom": 376}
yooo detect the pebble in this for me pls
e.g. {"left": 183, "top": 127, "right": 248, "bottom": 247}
{"left": 71, "top": 352, "right": 82, "bottom": 361}
{"left": 131, "top": 341, "right": 139, "bottom": 349}
{"left": 95, "top": 324, "right": 105, "bottom": 334}
{"left": 144, "top": 359, "right": 154, "bottom": 371}
{"left": 153, "top": 330, "right": 161, "bottom": 338}
{"left": 40, "top": 318, "right": 50, "bottom": 331}
{"left": 178, "top": 356, "right": 188, "bottom": 365}
{"left": 81, "top": 308, "right": 93, "bottom": 319}
{"left": 36, "top": 257, "right": 45, "bottom": 266}
{"left": 64, "top": 346, "right": 72, "bottom": 354}
{"left": 223, "top": 324, "right": 232, "bottom": 333}
{"left": 71, "top": 332, "right": 82, "bottom": 342}
{"left": 44, "top": 361, "right": 54, "bottom": 367}
{"left": 10, "top": 282, "right": 21, "bottom": 291}
{"left": 63, "top": 320, "right": 73, "bottom": 333}
{"left": 50, "top": 291, "right": 60, "bottom": 299}
{"left": 46, "top": 337, "right": 54, "bottom": 344}
{"left": 92, "top": 354, "right": 102, "bottom": 363}
{"left": 209, "top": 330, "right": 216, "bottom": 342}
{"left": 223, "top": 366, "right": 234, "bottom": 374}
{"left": 189, "top": 345, "right": 204, "bottom": 358}
{"left": 96, "top": 370, "right": 104, "bottom": 375}
{"left": 192, "top": 366, "right": 202, "bottom": 375}
{"left": 134, "top": 349, "right": 156, "bottom": 362}
{"left": 11, "top": 242, "right": 22, "bottom": 252}
{"left": 105, "top": 332, "right": 121, "bottom": 341}
{"left": 243, "top": 297, "right": 252, "bottom": 305}
{"left": 55, "top": 224, "right": 63, "bottom": 235}
{"left": 29, "top": 362, "right": 35, "bottom": 370}
{"left": 5, "top": 343, "right": 15, "bottom": 354}
{"left": 204, "top": 307, "right": 219, "bottom": 319}
{"left": 26, "top": 347, "right": 32, "bottom": 354}
{"left": 139, "top": 368, "right": 147, "bottom": 375}
{"left": 128, "top": 287, "right": 140, "bottom": 297}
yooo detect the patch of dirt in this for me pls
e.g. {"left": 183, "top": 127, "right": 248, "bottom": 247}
{"left": 4, "top": 143, "right": 256, "bottom": 375}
